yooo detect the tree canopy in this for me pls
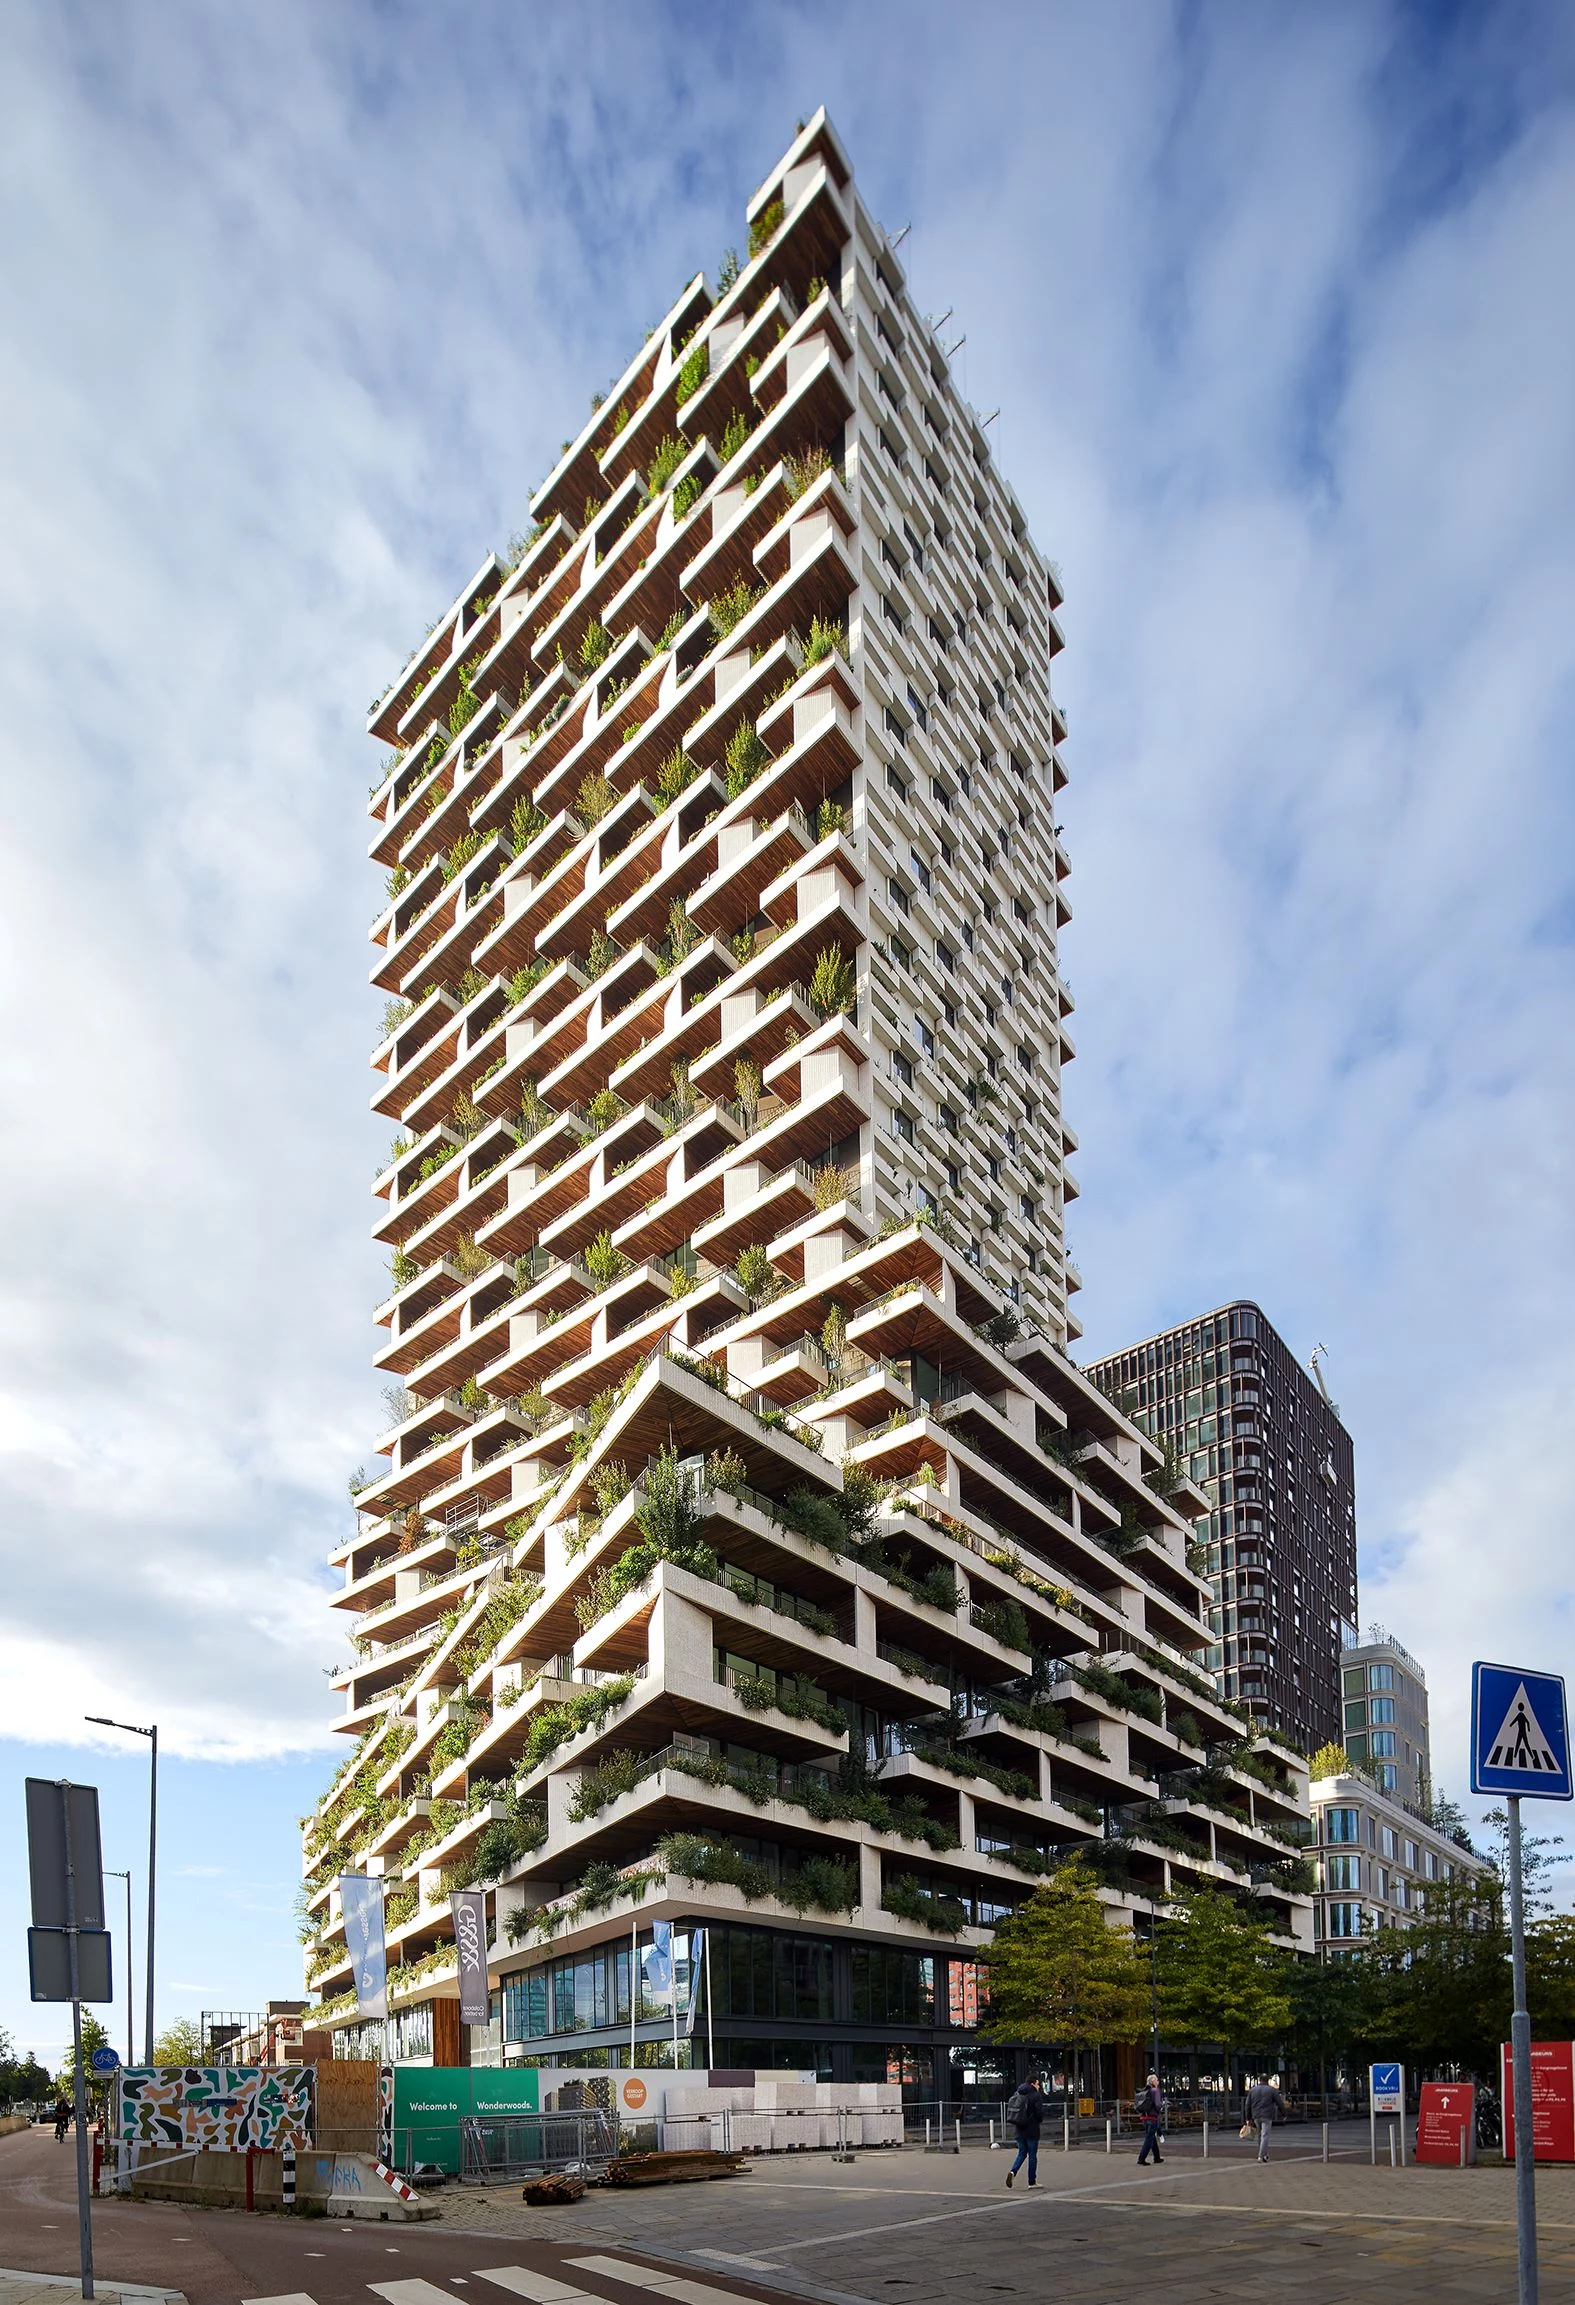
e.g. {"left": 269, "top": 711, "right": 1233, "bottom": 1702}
{"left": 1157, "top": 1884, "right": 1291, "bottom": 2048}
{"left": 981, "top": 1861, "right": 1148, "bottom": 2070}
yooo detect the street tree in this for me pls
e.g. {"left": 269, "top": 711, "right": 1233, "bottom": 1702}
{"left": 151, "top": 2017, "right": 204, "bottom": 2068}
{"left": 1157, "top": 1885, "right": 1291, "bottom": 2053}
{"left": 981, "top": 1860, "right": 1148, "bottom": 2101}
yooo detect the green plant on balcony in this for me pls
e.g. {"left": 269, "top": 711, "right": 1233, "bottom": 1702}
{"left": 568, "top": 1748, "right": 647, "bottom": 1821}
{"left": 779, "top": 1854, "right": 857, "bottom": 1916}
{"left": 700, "top": 1444, "right": 745, "bottom": 1495}
{"left": 584, "top": 1086, "right": 624, "bottom": 1133}
{"left": 722, "top": 720, "right": 767, "bottom": 800}
{"left": 457, "top": 965, "right": 488, "bottom": 1007}
{"left": 802, "top": 614, "right": 848, "bottom": 667}
{"left": 748, "top": 198, "right": 784, "bottom": 258}
{"left": 658, "top": 898, "right": 698, "bottom": 974}
{"left": 574, "top": 767, "right": 615, "bottom": 825}
{"left": 518, "top": 1675, "right": 635, "bottom": 1777}
{"left": 712, "top": 581, "right": 764, "bottom": 641}
{"left": 451, "top": 1235, "right": 491, "bottom": 1281}
{"left": 1170, "top": 1710, "right": 1204, "bottom": 1749}
{"left": 882, "top": 1873, "right": 967, "bottom": 1934}
{"left": 653, "top": 746, "right": 697, "bottom": 807}
{"left": 719, "top": 408, "right": 753, "bottom": 463}
{"left": 732, "top": 1242, "right": 781, "bottom": 1305}
{"left": 610, "top": 401, "right": 631, "bottom": 435}
{"left": 585, "top": 929, "right": 618, "bottom": 981}
{"left": 785, "top": 444, "right": 832, "bottom": 501}
{"left": 441, "top": 831, "right": 483, "bottom": 884}
{"left": 578, "top": 620, "right": 611, "bottom": 671}
{"left": 674, "top": 340, "right": 710, "bottom": 405}
{"left": 450, "top": 1574, "right": 540, "bottom": 1680}
{"left": 646, "top": 434, "right": 686, "bottom": 493}
{"left": 716, "top": 247, "right": 740, "bottom": 292}
{"left": 672, "top": 471, "right": 704, "bottom": 520}
{"left": 807, "top": 944, "right": 856, "bottom": 1018}
{"left": 590, "top": 1458, "right": 630, "bottom": 1515}
{"left": 973, "top": 1597, "right": 1032, "bottom": 1653}
{"left": 508, "top": 793, "right": 547, "bottom": 853}
{"left": 583, "top": 1230, "right": 631, "bottom": 1291}
{"left": 814, "top": 800, "right": 848, "bottom": 842}
{"left": 660, "top": 1831, "right": 771, "bottom": 1901}
{"left": 451, "top": 1088, "right": 486, "bottom": 1140}
{"left": 506, "top": 958, "right": 550, "bottom": 1009}
{"left": 449, "top": 655, "right": 484, "bottom": 735}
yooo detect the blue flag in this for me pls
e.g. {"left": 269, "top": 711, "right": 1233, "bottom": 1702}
{"left": 643, "top": 1919, "right": 672, "bottom": 1997}
{"left": 685, "top": 1928, "right": 705, "bottom": 2037}
{"left": 339, "top": 1874, "right": 387, "bottom": 2019}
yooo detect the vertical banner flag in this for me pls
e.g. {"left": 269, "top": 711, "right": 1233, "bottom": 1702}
{"left": 339, "top": 1874, "right": 387, "bottom": 2020}
{"left": 685, "top": 1928, "right": 705, "bottom": 2037}
{"left": 643, "top": 1919, "right": 673, "bottom": 2000}
{"left": 450, "top": 1890, "right": 490, "bottom": 2027}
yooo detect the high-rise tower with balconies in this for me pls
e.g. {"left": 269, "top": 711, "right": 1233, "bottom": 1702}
{"left": 301, "top": 113, "right": 1312, "bottom": 2093}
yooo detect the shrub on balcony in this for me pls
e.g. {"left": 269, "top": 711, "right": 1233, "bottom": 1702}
{"left": 661, "top": 1831, "right": 772, "bottom": 1901}
{"left": 589, "top": 1458, "right": 630, "bottom": 1516}
{"left": 723, "top": 720, "right": 769, "bottom": 800}
{"left": 807, "top": 944, "right": 856, "bottom": 1018}
{"left": 450, "top": 1574, "right": 541, "bottom": 1680}
{"left": 672, "top": 471, "right": 704, "bottom": 520}
{"left": 449, "top": 657, "right": 483, "bottom": 735}
{"left": 441, "top": 831, "right": 483, "bottom": 884}
{"left": 568, "top": 1747, "right": 645, "bottom": 1820}
{"left": 675, "top": 340, "right": 710, "bottom": 405}
{"left": 883, "top": 1874, "right": 967, "bottom": 1934}
{"left": 578, "top": 620, "right": 611, "bottom": 672}
{"left": 719, "top": 408, "right": 753, "bottom": 463}
{"left": 653, "top": 747, "right": 697, "bottom": 808}
{"left": 646, "top": 434, "right": 685, "bottom": 494}
{"left": 785, "top": 445, "right": 832, "bottom": 501}
{"left": 748, "top": 198, "right": 784, "bottom": 258}
{"left": 802, "top": 614, "right": 848, "bottom": 667}
{"left": 973, "top": 1598, "right": 1032, "bottom": 1654}
{"left": 583, "top": 1231, "right": 631, "bottom": 1291}
{"left": 732, "top": 1242, "right": 782, "bottom": 1304}
{"left": 778, "top": 1855, "right": 858, "bottom": 1916}
{"left": 712, "top": 581, "right": 764, "bottom": 641}
{"left": 518, "top": 1675, "right": 636, "bottom": 1775}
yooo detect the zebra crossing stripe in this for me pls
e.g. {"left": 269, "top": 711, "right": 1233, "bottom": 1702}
{"left": 567, "top": 2258, "right": 770, "bottom": 2304}
{"left": 248, "top": 2261, "right": 775, "bottom": 2305}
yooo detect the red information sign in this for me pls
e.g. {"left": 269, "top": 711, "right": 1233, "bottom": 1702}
{"left": 1415, "top": 2081, "right": 1476, "bottom": 2165}
{"left": 1502, "top": 2040, "right": 1575, "bottom": 2162}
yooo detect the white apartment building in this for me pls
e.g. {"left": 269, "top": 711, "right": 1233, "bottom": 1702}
{"left": 302, "top": 110, "right": 1313, "bottom": 2091}
{"left": 1310, "top": 1771, "right": 1488, "bottom": 1953}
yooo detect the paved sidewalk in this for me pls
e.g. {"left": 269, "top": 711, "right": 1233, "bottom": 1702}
{"left": 426, "top": 2137, "right": 1575, "bottom": 2302}
{"left": 0, "top": 2277, "right": 183, "bottom": 2305}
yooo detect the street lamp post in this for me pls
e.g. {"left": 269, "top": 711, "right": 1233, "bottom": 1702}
{"left": 104, "top": 1869, "right": 134, "bottom": 2067}
{"left": 85, "top": 1718, "right": 157, "bottom": 2062}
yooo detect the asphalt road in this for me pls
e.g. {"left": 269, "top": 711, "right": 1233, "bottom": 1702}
{"left": 0, "top": 2125, "right": 797, "bottom": 2305}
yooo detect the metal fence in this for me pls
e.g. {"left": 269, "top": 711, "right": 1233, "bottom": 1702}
{"left": 454, "top": 2110, "right": 620, "bottom": 2182}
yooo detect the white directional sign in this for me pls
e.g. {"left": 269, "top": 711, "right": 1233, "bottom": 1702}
{"left": 1472, "top": 1663, "right": 1573, "bottom": 1800}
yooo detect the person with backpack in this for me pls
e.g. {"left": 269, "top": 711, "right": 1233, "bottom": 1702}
{"left": 1135, "top": 2071, "right": 1165, "bottom": 2165}
{"left": 1003, "top": 2075, "right": 1047, "bottom": 2188}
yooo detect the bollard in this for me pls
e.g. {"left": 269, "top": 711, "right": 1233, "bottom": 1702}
{"left": 955, "top": 2117, "right": 961, "bottom": 2152}
{"left": 989, "top": 2118, "right": 997, "bottom": 2151}
{"left": 1322, "top": 2121, "right": 1329, "bottom": 2165}
{"left": 1389, "top": 2125, "right": 1397, "bottom": 2168}
{"left": 925, "top": 2117, "right": 932, "bottom": 2149}
{"left": 1460, "top": 2123, "right": 1468, "bottom": 2170}
{"left": 282, "top": 2141, "right": 296, "bottom": 2214}
{"left": 1202, "top": 2119, "right": 1209, "bottom": 2160}
{"left": 1105, "top": 2118, "right": 1112, "bottom": 2155}
{"left": 1063, "top": 2111, "right": 1070, "bottom": 2154}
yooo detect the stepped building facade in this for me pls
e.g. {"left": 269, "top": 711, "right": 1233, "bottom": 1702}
{"left": 302, "top": 112, "right": 1313, "bottom": 2091}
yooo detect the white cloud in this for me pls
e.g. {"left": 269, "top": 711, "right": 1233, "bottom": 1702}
{"left": 0, "top": 0, "right": 1572, "bottom": 1820}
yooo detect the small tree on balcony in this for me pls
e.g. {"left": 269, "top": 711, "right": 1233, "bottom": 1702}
{"left": 808, "top": 944, "right": 856, "bottom": 1018}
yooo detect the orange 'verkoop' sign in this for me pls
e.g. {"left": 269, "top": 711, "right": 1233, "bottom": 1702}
{"left": 621, "top": 2076, "right": 648, "bottom": 2110}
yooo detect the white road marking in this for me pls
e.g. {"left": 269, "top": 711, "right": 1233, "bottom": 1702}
{"left": 241, "top": 2293, "right": 320, "bottom": 2304}
{"left": 567, "top": 2257, "right": 768, "bottom": 2304}
{"left": 471, "top": 2273, "right": 604, "bottom": 2303}
{"left": 370, "top": 2283, "right": 469, "bottom": 2305}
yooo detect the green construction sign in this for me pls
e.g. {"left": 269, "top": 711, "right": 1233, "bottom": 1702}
{"left": 391, "top": 2066, "right": 542, "bottom": 2173}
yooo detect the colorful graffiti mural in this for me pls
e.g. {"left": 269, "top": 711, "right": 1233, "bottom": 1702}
{"left": 117, "top": 2065, "right": 316, "bottom": 2150}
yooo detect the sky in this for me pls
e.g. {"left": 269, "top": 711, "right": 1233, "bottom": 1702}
{"left": 3, "top": 0, "right": 1575, "bottom": 2055}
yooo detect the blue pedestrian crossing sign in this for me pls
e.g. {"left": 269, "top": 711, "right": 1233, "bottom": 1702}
{"left": 1471, "top": 1662, "right": 1572, "bottom": 1800}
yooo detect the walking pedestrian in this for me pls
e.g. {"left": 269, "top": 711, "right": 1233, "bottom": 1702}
{"left": 1135, "top": 2071, "right": 1165, "bottom": 2165}
{"left": 1003, "top": 2076, "right": 1047, "bottom": 2188}
{"left": 1245, "top": 2076, "right": 1286, "bottom": 2162}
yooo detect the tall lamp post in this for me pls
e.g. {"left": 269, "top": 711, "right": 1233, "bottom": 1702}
{"left": 85, "top": 1718, "right": 157, "bottom": 2062}
{"left": 104, "top": 1868, "right": 134, "bottom": 2066}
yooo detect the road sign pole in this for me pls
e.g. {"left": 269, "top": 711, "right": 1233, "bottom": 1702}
{"left": 60, "top": 1784, "right": 96, "bottom": 2300}
{"left": 1508, "top": 1794, "right": 1538, "bottom": 2305}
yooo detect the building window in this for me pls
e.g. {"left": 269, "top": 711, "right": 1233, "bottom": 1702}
{"left": 1372, "top": 1731, "right": 1397, "bottom": 1757}
{"left": 1370, "top": 1696, "right": 1396, "bottom": 1724}
{"left": 1324, "top": 1808, "right": 1360, "bottom": 1844}
{"left": 892, "top": 1051, "right": 913, "bottom": 1087}
{"left": 1369, "top": 1664, "right": 1395, "bottom": 1691}
{"left": 891, "top": 1109, "right": 914, "bottom": 1145}
{"left": 1326, "top": 1902, "right": 1363, "bottom": 1939}
{"left": 1324, "top": 1853, "right": 1361, "bottom": 1891}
